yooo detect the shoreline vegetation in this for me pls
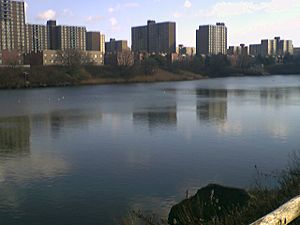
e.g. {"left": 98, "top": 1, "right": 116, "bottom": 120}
{"left": 1, "top": 54, "right": 300, "bottom": 89}
{"left": 121, "top": 153, "right": 300, "bottom": 225}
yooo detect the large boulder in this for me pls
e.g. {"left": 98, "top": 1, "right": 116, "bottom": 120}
{"left": 168, "top": 184, "right": 251, "bottom": 225}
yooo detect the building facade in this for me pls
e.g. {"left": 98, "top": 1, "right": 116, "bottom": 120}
{"left": 178, "top": 45, "right": 196, "bottom": 56}
{"left": 261, "top": 39, "right": 277, "bottom": 56}
{"left": 25, "top": 24, "right": 48, "bottom": 53}
{"left": 196, "top": 23, "right": 227, "bottom": 55}
{"left": 100, "top": 34, "right": 105, "bottom": 54}
{"left": 104, "top": 38, "right": 133, "bottom": 66}
{"left": 278, "top": 40, "right": 293, "bottom": 56}
{"left": 0, "top": 0, "right": 26, "bottom": 65}
{"left": 294, "top": 48, "right": 300, "bottom": 56}
{"left": 46, "top": 20, "right": 58, "bottom": 50}
{"left": 249, "top": 44, "right": 262, "bottom": 57}
{"left": 228, "top": 44, "right": 248, "bottom": 56}
{"left": 105, "top": 38, "right": 129, "bottom": 53}
{"left": 250, "top": 37, "right": 294, "bottom": 57}
{"left": 86, "top": 31, "right": 105, "bottom": 53}
{"left": 24, "top": 50, "right": 104, "bottom": 66}
{"left": 0, "top": 0, "right": 26, "bottom": 64}
{"left": 132, "top": 20, "right": 176, "bottom": 54}
{"left": 56, "top": 25, "right": 86, "bottom": 51}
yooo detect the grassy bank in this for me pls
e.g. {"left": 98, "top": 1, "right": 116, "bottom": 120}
{"left": 0, "top": 65, "right": 203, "bottom": 89}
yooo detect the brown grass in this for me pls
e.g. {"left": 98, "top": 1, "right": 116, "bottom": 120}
{"left": 80, "top": 69, "right": 204, "bottom": 86}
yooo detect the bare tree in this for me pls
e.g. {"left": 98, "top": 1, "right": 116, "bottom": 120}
{"left": 117, "top": 50, "right": 134, "bottom": 67}
{"left": 57, "top": 49, "right": 83, "bottom": 67}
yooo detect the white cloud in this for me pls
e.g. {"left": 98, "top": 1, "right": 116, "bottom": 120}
{"left": 110, "top": 17, "right": 118, "bottom": 26}
{"left": 108, "top": 2, "right": 140, "bottom": 13}
{"left": 199, "top": 0, "right": 300, "bottom": 18}
{"left": 85, "top": 15, "right": 102, "bottom": 23}
{"left": 173, "top": 12, "right": 182, "bottom": 18}
{"left": 124, "top": 2, "right": 140, "bottom": 8}
{"left": 37, "top": 9, "right": 56, "bottom": 20}
{"left": 184, "top": 0, "right": 192, "bottom": 8}
{"left": 201, "top": 2, "right": 266, "bottom": 17}
{"left": 108, "top": 7, "right": 116, "bottom": 13}
{"left": 61, "top": 8, "right": 74, "bottom": 17}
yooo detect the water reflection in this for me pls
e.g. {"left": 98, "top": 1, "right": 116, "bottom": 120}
{"left": 0, "top": 116, "right": 30, "bottom": 155}
{"left": 228, "top": 87, "right": 300, "bottom": 106}
{"left": 49, "top": 110, "right": 103, "bottom": 138}
{"left": 196, "top": 89, "right": 228, "bottom": 123}
{"left": 259, "top": 87, "right": 300, "bottom": 106}
{"left": 133, "top": 107, "right": 177, "bottom": 130}
{"left": 0, "top": 114, "right": 69, "bottom": 185}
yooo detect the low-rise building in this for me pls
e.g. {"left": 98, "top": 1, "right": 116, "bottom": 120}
{"left": 24, "top": 50, "right": 104, "bottom": 66}
{"left": 294, "top": 48, "right": 300, "bottom": 56}
{"left": 104, "top": 38, "right": 133, "bottom": 66}
{"left": 178, "top": 45, "right": 196, "bottom": 56}
{"left": 105, "top": 38, "right": 129, "bottom": 53}
{"left": 0, "top": 49, "right": 23, "bottom": 65}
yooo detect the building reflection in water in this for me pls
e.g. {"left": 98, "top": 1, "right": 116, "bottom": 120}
{"left": 49, "top": 110, "right": 103, "bottom": 138}
{"left": 133, "top": 106, "right": 177, "bottom": 130}
{"left": 196, "top": 89, "right": 228, "bottom": 123}
{"left": 259, "top": 87, "right": 300, "bottom": 106}
{"left": 0, "top": 116, "right": 31, "bottom": 154}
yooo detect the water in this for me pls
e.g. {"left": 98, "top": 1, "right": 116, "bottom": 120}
{"left": 1, "top": 75, "right": 300, "bottom": 225}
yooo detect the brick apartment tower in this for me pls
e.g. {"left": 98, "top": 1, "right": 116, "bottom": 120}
{"left": 0, "top": 0, "right": 25, "bottom": 64}
{"left": 131, "top": 20, "right": 176, "bottom": 54}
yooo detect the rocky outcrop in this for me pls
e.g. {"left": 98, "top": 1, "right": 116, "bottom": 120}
{"left": 168, "top": 184, "right": 251, "bottom": 225}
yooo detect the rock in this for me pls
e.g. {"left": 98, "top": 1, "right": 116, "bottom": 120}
{"left": 168, "top": 184, "right": 251, "bottom": 225}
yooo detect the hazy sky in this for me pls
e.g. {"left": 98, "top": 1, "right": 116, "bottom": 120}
{"left": 25, "top": 0, "right": 300, "bottom": 47}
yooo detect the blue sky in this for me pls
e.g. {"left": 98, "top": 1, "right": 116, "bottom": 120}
{"left": 25, "top": 0, "right": 300, "bottom": 47}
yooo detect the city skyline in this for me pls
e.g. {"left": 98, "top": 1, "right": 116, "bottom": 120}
{"left": 24, "top": 0, "right": 300, "bottom": 47}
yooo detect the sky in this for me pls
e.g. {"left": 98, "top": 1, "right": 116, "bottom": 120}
{"left": 24, "top": 0, "right": 300, "bottom": 47}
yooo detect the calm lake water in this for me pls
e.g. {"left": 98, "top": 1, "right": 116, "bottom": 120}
{"left": 1, "top": 75, "right": 300, "bottom": 225}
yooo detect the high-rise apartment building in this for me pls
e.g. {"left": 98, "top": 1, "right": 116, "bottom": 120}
{"left": 249, "top": 44, "right": 262, "bottom": 56}
{"left": 132, "top": 20, "right": 176, "bottom": 54}
{"left": 278, "top": 40, "right": 293, "bottom": 56}
{"left": 253, "top": 37, "right": 294, "bottom": 57}
{"left": 25, "top": 24, "right": 48, "bottom": 53}
{"left": 196, "top": 23, "right": 227, "bottom": 55}
{"left": 47, "top": 20, "right": 58, "bottom": 50}
{"left": 56, "top": 25, "right": 86, "bottom": 51}
{"left": 261, "top": 39, "right": 277, "bottom": 56}
{"left": 86, "top": 31, "right": 105, "bottom": 53}
{"left": 228, "top": 44, "right": 248, "bottom": 56}
{"left": 105, "top": 38, "right": 129, "bottom": 53}
{"left": 100, "top": 34, "right": 105, "bottom": 54}
{"left": 46, "top": 21, "right": 87, "bottom": 51}
{"left": 0, "top": 0, "right": 25, "bottom": 52}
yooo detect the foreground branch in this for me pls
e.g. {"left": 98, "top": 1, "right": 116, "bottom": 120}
{"left": 251, "top": 195, "right": 300, "bottom": 225}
